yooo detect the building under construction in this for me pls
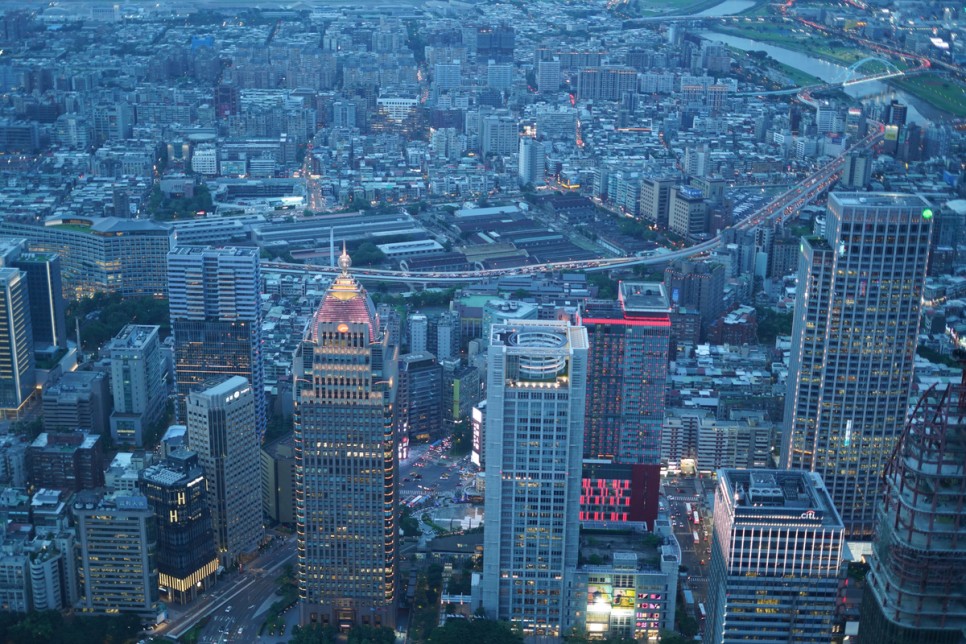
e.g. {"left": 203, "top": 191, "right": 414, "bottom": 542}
{"left": 860, "top": 381, "right": 966, "bottom": 643}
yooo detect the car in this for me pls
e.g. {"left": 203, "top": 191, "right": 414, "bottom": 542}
{"left": 403, "top": 477, "right": 410, "bottom": 482}
{"left": 225, "top": 606, "right": 232, "bottom": 613}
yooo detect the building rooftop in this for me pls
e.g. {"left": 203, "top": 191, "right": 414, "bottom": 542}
{"left": 197, "top": 375, "right": 250, "bottom": 398}
{"left": 111, "top": 324, "right": 159, "bottom": 350}
{"left": 719, "top": 469, "right": 844, "bottom": 529}
{"left": 830, "top": 192, "right": 931, "bottom": 210}
{"left": 578, "top": 531, "right": 668, "bottom": 572}
{"left": 619, "top": 281, "right": 670, "bottom": 313}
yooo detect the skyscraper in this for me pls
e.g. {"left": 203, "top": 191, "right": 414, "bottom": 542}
{"left": 860, "top": 382, "right": 966, "bottom": 643}
{"left": 186, "top": 376, "right": 262, "bottom": 567}
{"left": 579, "top": 281, "right": 670, "bottom": 464}
{"left": 167, "top": 246, "right": 265, "bottom": 437}
{"left": 294, "top": 250, "right": 398, "bottom": 629}
{"left": 518, "top": 137, "right": 544, "bottom": 186}
{"left": 110, "top": 324, "right": 166, "bottom": 446}
{"left": 481, "top": 319, "right": 588, "bottom": 636}
{"left": 139, "top": 449, "right": 219, "bottom": 605}
{"left": 783, "top": 193, "right": 932, "bottom": 537}
{"left": 408, "top": 313, "right": 428, "bottom": 353}
{"left": 10, "top": 251, "right": 66, "bottom": 350}
{"left": 396, "top": 352, "right": 443, "bottom": 444}
{"left": 0, "top": 267, "right": 34, "bottom": 417}
{"left": 706, "top": 469, "right": 844, "bottom": 643}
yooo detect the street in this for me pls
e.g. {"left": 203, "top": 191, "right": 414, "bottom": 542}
{"left": 664, "top": 474, "right": 715, "bottom": 635}
{"left": 157, "top": 534, "right": 296, "bottom": 642}
{"left": 153, "top": 444, "right": 473, "bottom": 643}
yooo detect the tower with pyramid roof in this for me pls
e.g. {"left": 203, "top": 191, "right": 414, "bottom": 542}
{"left": 293, "top": 248, "right": 398, "bottom": 629}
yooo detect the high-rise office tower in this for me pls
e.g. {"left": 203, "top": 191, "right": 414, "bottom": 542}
{"left": 396, "top": 352, "right": 443, "bottom": 444}
{"left": 518, "top": 136, "right": 544, "bottom": 186}
{"left": 167, "top": 246, "right": 265, "bottom": 438}
{"left": 186, "top": 376, "right": 261, "bottom": 567}
{"left": 139, "top": 449, "right": 219, "bottom": 605}
{"left": 481, "top": 320, "right": 588, "bottom": 636}
{"left": 841, "top": 152, "right": 873, "bottom": 190}
{"left": 433, "top": 60, "right": 462, "bottom": 91}
{"left": 0, "top": 267, "right": 34, "bottom": 417}
{"left": 783, "top": 193, "right": 933, "bottom": 538}
{"left": 579, "top": 281, "right": 670, "bottom": 464}
{"left": 486, "top": 61, "right": 513, "bottom": 92}
{"left": 664, "top": 259, "right": 725, "bottom": 340}
{"left": 294, "top": 250, "right": 398, "bottom": 629}
{"left": 433, "top": 311, "right": 460, "bottom": 362}
{"left": 536, "top": 59, "right": 561, "bottom": 93}
{"left": 706, "top": 470, "right": 844, "bottom": 644}
{"left": 74, "top": 490, "right": 160, "bottom": 618}
{"left": 10, "top": 251, "right": 66, "bottom": 350}
{"left": 110, "top": 324, "right": 166, "bottom": 446}
{"left": 409, "top": 313, "right": 428, "bottom": 353}
{"left": 860, "top": 382, "right": 966, "bottom": 643}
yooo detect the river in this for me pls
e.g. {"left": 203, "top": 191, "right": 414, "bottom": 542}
{"left": 695, "top": 1, "right": 757, "bottom": 17}
{"left": 698, "top": 31, "right": 948, "bottom": 125}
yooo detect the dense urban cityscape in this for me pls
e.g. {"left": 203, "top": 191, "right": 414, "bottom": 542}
{"left": 0, "top": 0, "right": 963, "bottom": 642}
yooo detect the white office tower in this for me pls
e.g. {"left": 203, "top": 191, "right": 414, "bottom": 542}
{"left": 409, "top": 313, "right": 428, "bottom": 353}
{"left": 487, "top": 61, "right": 513, "bottom": 91}
{"left": 186, "top": 376, "right": 262, "bottom": 567}
{"left": 783, "top": 193, "right": 932, "bottom": 538}
{"left": 518, "top": 137, "right": 544, "bottom": 187}
{"left": 706, "top": 470, "right": 845, "bottom": 643}
{"left": 536, "top": 59, "right": 561, "bottom": 93}
{"left": 481, "top": 320, "right": 588, "bottom": 637}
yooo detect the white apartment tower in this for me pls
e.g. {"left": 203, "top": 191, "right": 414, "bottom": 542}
{"left": 481, "top": 320, "right": 588, "bottom": 637}
{"left": 518, "top": 137, "right": 544, "bottom": 187}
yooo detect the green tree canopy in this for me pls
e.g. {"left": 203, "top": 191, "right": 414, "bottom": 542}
{"left": 347, "top": 625, "right": 396, "bottom": 644}
{"left": 427, "top": 618, "right": 523, "bottom": 644}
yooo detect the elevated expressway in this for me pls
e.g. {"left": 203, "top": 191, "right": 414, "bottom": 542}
{"left": 262, "top": 130, "right": 884, "bottom": 285}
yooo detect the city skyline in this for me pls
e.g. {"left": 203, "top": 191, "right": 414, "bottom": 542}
{"left": 0, "top": 1, "right": 962, "bottom": 641}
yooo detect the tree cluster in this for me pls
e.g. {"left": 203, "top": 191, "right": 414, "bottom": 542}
{"left": 0, "top": 611, "right": 141, "bottom": 644}
{"left": 145, "top": 184, "right": 213, "bottom": 221}
{"left": 68, "top": 293, "right": 170, "bottom": 353}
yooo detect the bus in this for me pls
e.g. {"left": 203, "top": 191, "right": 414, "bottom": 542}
{"left": 698, "top": 603, "right": 707, "bottom": 620}
{"left": 693, "top": 530, "right": 700, "bottom": 545}
{"left": 693, "top": 510, "right": 700, "bottom": 525}
{"left": 685, "top": 503, "right": 692, "bottom": 516}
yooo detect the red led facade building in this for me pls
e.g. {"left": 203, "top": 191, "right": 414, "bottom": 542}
{"left": 579, "top": 282, "right": 671, "bottom": 465}
{"left": 579, "top": 461, "right": 661, "bottom": 530}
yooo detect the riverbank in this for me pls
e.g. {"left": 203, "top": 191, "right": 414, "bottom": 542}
{"left": 731, "top": 47, "right": 823, "bottom": 88}
{"left": 707, "top": 25, "right": 960, "bottom": 120}
{"left": 709, "top": 23, "right": 867, "bottom": 67}
{"left": 626, "top": 0, "right": 725, "bottom": 17}
{"left": 889, "top": 75, "right": 966, "bottom": 118}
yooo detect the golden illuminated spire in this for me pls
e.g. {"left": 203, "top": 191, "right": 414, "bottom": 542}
{"left": 339, "top": 241, "right": 350, "bottom": 277}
